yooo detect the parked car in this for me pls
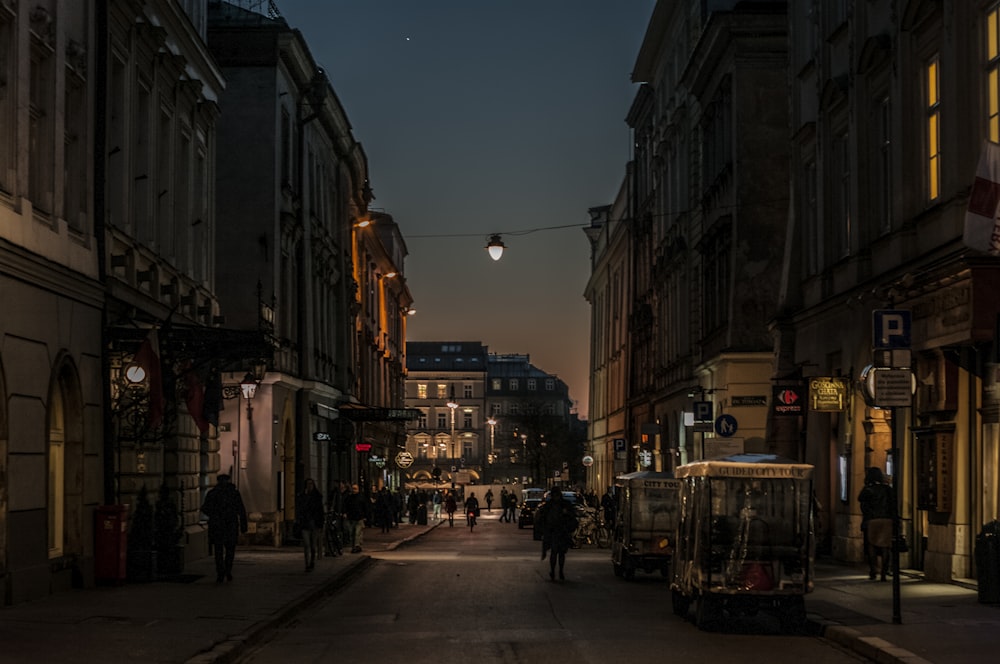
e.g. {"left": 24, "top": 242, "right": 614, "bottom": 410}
{"left": 518, "top": 488, "right": 546, "bottom": 529}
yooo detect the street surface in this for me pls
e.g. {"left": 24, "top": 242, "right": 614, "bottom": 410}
{"left": 239, "top": 512, "right": 868, "bottom": 663}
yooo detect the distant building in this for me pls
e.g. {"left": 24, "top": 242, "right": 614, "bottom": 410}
{"left": 403, "top": 342, "right": 583, "bottom": 489}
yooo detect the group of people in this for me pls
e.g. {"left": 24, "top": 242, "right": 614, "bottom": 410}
{"left": 200, "top": 476, "right": 597, "bottom": 583}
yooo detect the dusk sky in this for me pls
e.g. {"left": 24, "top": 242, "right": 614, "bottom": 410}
{"left": 275, "top": 1, "right": 657, "bottom": 418}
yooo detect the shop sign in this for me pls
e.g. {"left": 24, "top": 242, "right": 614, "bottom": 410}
{"left": 809, "top": 377, "right": 849, "bottom": 412}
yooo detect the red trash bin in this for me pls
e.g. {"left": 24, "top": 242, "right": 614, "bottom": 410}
{"left": 95, "top": 505, "right": 128, "bottom": 584}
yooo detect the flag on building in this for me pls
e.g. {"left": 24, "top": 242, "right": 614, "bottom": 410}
{"left": 963, "top": 140, "right": 1000, "bottom": 254}
{"left": 133, "top": 328, "right": 164, "bottom": 428}
{"left": 181, "top": 360, "right": 209, "bottom": 434}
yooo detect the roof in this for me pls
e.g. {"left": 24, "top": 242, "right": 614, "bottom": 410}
{"left": 674, "top": 453, "right": 814, "bottom": 480}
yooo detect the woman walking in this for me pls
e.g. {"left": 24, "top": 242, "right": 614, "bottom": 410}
{"left": 295, "top": 478, "right": 325, "bottom": 572}
{"left": 444, "top": 491, "right": 457, "bottom": 527}
{"left": 542, "top": 491, "right": 578, "bottom": 581}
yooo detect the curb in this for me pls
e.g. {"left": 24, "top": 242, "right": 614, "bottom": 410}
{"left": 184, "top": 522, "right": 442, "bottom": 664}
{"left": 809, "top": 620, "right": 932, "bottom": 664}
{"left": 184, "top": 555, "right": 373, "bottom": 664}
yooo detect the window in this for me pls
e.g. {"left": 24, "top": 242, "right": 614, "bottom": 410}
{"left": 833, "top": 132, "right": 851, "bottom": 258}
{"left": 48, "top": 386, "right": 65, "bottom": 558}
{"left": 509, "top": 402, "right": 520, "bottom": 415}
{"left": 876, "top": 98, "right": 892, "bottom": 235}
{"left": 491, "top": 402, "right": 501, "bottom": 415}
{"left": 701, "top": 222, "right": 732, "bottom": 333}
{"left": 803, "top": 159, "right": 819, "bottom": 274}
{"left": 509, "top": 379, "right": 518, "bottom": 391}
{"left": 463, "top": 441, "right": 473, "bottom": 461}
{"left": 463, "top": 410, "right": 472, "bottom": 429}
{"left": 527, "top": 379, "right": 537, "bottom": 391}
{"left": 437, "top": 413, "right": 447, "bottom": 429}
{"left": 926, "top": 55, "right": 941, "bottom": 201}
{"left": 417, "top": 413, "right": 427, "bottom": 428}
{"left": 436, "top": 384, "right": 447, "bottom": 399}
{"left": 491, "top": 378, "right": 501, "bottom": 391}
{"left": 545, "top": 378, "right": 555, "bottom": 391}
{"left": 463, "top": 384, "right": 473, "bottom": 398}
{"left": 990, "top": 7, "right": 1000, "bottom": 141}
{"left": 417, "top": 383, "right": 427, "bottom": 399}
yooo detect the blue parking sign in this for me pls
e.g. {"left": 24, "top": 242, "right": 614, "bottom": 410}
{"left": 873, "top": 310, "right": 911, "bottom": 349}
{"left": 694, "top": 401, "right": 713, "bottom": 423}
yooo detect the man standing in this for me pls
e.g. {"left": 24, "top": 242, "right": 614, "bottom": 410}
{"left": 342, "top": 483, "right": 367, "bottom": 553}
{"left": 201, "top": 474, "right": 248, "bottom": 584}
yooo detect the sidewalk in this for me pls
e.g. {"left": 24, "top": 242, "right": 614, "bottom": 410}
{"left": 1, "top": 519, "right": 998, "bottom": 664}
{"left": 0, "top": 519, "right": 441, "bottom": 664}
{"left": 806, "top": 560, "right": 1000, "bottom": 663}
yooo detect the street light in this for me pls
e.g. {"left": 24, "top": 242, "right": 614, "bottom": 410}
{"left": 486, "top": 417, "right": 497, "bottom": 481}
{"left": 487, "top": 417, "right": 497, "bottom": 462}
{"left": 446, "top": 395, "right": 459, "bottom": 483}
{"left": 236, "top": 365, "right": 265, "bottom": 489}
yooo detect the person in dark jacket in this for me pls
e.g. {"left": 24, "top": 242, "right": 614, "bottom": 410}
{"left": 201, "top": 474, "right": 248, "bottom": 583}
{"left": 858, "top": 467, "right": 896, "bottom": 581}
{"left": 541, "top": 491, "right": 578, "bottom": 581}
{"left": 464, "top": 491, "right": 480, "bottom": 532}
{"left": 444, "top": 491, "right": 458, "bottom": 527}
{"left": 342, "top": 483, "right": 368, "bottom": 553}
{"left": 375, "top": 487, "right": 394, "bottom": 534}
{"left": 295, "top": 478, "right": 325, "bottom": 571}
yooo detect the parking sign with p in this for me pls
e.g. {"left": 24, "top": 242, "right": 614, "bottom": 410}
{"left": 873, "top": 310, "right": 911, "bottom": 349}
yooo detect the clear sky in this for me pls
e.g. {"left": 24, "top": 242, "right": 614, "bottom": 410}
{"left": 274, "top": 0, "right": 657, "bottom": 419}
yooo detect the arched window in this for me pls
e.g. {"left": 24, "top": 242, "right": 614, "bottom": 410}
{"left": 48, "top": 381, "right": 65, "bottom": 558}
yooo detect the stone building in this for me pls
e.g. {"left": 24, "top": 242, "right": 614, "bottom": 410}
{"left": 0, "top": 0, "right": 104, "bottom": 604}
{"left": 583, "top": 196, "right": 631, "bottom": 492}
{"left": 779, "top": 1, "right": 1000, "bottom": 581}
{"left": 613, "top": 1, "right": 789, "bottom": 475}
{"left": 208, "top": 2, "right": 403, "bottom": 542}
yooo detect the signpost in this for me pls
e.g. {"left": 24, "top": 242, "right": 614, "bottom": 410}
{"left": 872, "top": 309, "right": 911, "bottom": 625}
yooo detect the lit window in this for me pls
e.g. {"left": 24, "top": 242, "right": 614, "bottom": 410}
{"left": 990, "top": 9, "right": 1000, "bottom": 141}
{"left": 417, "top": 383, "right": 427, "bottom": 399}
{"left": 437, "top": 384, "right": 447, "bottom": 399}
{"left": 926, "top": 56, "right": 940, "bottom": 201}
{"left": 491, "top": 378, "right": 501, "bottom": 391}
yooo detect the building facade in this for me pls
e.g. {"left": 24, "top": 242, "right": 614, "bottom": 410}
{"left": 779, "top": 0, "right": 1000, "bottom": 581}
{"left": 590, "top": 0, "right": 1000, "bottom": 584}
{"left": 0, "top": 0, "right": 104, "bottom": 604}
{"left": 583, "top": 196, "right": 632, "bottom": 493}
{"left": 616, "top": 1, "right": 789, "bottom": 477}
{"left": 208, "top": 2, "right": 401, "bottom": 542}
{"left": 403, "top": 342, "right": 488, "bottom": 487}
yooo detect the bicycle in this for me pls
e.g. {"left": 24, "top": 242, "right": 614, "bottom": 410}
{"left": 323, "top": 511, "right": 343, "bottom": 557}
{"left": 572, "top": 507, "right": 612, "bottom": 548}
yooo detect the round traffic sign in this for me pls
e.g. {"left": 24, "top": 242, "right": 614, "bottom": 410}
{"left": 714, "top": 414, "right": 738, "bottom": 437}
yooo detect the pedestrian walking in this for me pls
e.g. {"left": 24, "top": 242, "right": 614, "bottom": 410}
{"left": 295, "top": 478, "right": 324, "bottom": 571}
{"left": 445, "top": 491, "right": 457, "bottom": 527}
{"left": 485, "top": 488, "right": 494, "bottom": 512}
{"left": 541, "top": 490, "right": 578, "bottom": 581}
{"left": 375, "top": 486, "right": 394, "bottom": 534}
{"left": 432, "top": 489, "right": 443, "bottom": 521}
{"left": 858, "top": 467, "right": 896, "bottom": 581}
{"left": 507, "top": 491, "right": 519, "bottom": 523}
{"left": 407, "top": 489, "right": 419, "bottom": 524}
{"left": 465, "top": 491, "right": 480, "bottom": 531}
{"left": 200, "top": 474, "right": 248, "bottom": 584}
{"left": 342, "top": 483, "right": 367, "bottom": 553}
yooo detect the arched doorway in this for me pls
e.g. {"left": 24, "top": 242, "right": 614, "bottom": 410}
{"left": 47, "top": 358, "right": 84, "bottom": 582}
